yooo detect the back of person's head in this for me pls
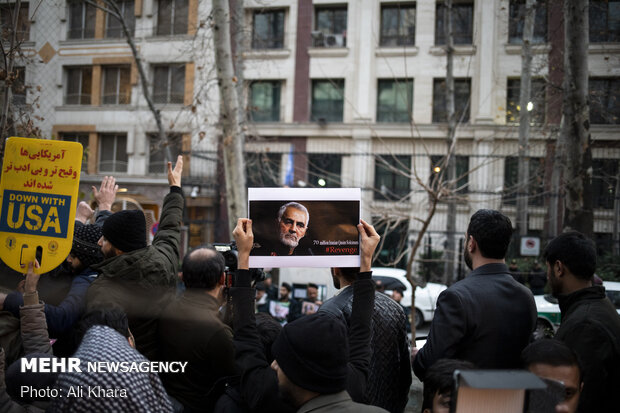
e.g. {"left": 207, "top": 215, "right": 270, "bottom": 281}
{"left": 181, "top": 245, "right": 225, "bottom": 289}
{"left": 542, "top": 231, "right": 596, "bottom": 281}
{"left": 272, "top": 312, "right": 348, "bottom": 394}
{"left": 102, "top": 209, "right": 147, "bottom": 252}
{"left": 422, "top": 359, "right": 475, "bottom": 412}
{"left": 338, "top": 267, "right": 359, "bottom": 284}
{"left": 466, "top": 209, "right": 513, "bottom": 259}
{"left": 521, "top": 339, "right": 581, "bottom": 378}
{"left": 75, "top": 306, "right": 130, "bottom": 345}
{"left": 255, "top": 312, "right": 282, "bottom": 362}
{"left": 255, "top": 281, "right": 267, "bottom": 292}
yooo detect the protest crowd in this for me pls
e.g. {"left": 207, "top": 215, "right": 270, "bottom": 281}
{"left": 0, "top": 155, "right": 618, "bottom": 413}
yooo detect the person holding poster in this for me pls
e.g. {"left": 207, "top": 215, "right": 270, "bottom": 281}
{"left": 225, "top": 218, "right": 384, "bottom": 412}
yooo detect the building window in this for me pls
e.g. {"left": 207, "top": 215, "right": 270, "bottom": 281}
{"left": 67, "top": 0, "right": 96, "bottom": 39}
{"left": 590, "top": 0, "right": 620, "bottom": 42}
{"left": 157, "top": 0, "right": 188, "bottom": 36}
{"left": 314, "top": 6, "right": 347, "bottom": 47}
{"left": 102, "top": 66, "right": 131, "bottom": 105}
{"left": 59, "top": 133, "right": 89, "bottom": 172}
{"left": 430, "top": 155, "right": 469, "bottom": 195}
{"left": 374, "top": 155, "right": 411, "bottom": 201}
{"left": 592, "top": 159, "right": 618, "bottom": 209}
{"left": 148, "top": 134, "right": 183, "bottom": 174}
{"left": 589, "top": 77, "right": 620, "bottom": 124}
{"left": 0, "top": 2, "right": 29, "bottom": 42}
{"left": 249, "top": 81, "right": 280, "bottom": 122}
{"left": 508, "top": 0, "right": 547, "bottom": 44}
{"left": 99, "top": 133, "right": 128, "bottom": 173}
{"left": 506, "top": 78, "right": 546, "bottom": 124}
{"left": 105, "top": 0, "right": 135, "bottom": 38}
{"left": 65, "top": 67, "right": 92, "bottom": 105}
{"left": 432, "top": 78, "right": 471, "bottom": 123}
{"left": 503, "top": 156, "right": 545, "bottom": 206}
{"left": 308, "top": 154, "right": 341, "bottom": 187}
{"left": 380, "top": 3, "right": 415, "bottom": 46}
{"left": 377, "top": 79, "right": 413, "bottom": 123}
{"left": 252, "top": 9, "right": 285, "bottom": 49}
{"left": 0, "top": 66, "right": 26, "bottom": 106}
{"left": 435, "top": 2, "right": 473, "bottom": 45}
{"left": 246, "top": 152, "right": 282, "bottom": 187}
{"left": 311, "top": 79, "right": 344, "bottom": 122}
{"left": 153, "top": 64, "right": 185, "bottom": 104}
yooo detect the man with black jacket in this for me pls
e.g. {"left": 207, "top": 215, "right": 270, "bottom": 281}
{"left": 223, "top": 218, "right": 384, "bottom": 413}
{"left": 413, "top": 210, "right": 536, "bottom": 381}
{"left": 543, "top": 231, "right": 620, "bottom": 412}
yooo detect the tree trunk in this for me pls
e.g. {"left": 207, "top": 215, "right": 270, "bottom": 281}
{"left": 443, "top": 0, "right": 457, "bottom": 285}
{"left": 517, "top": 0, "right": 536, "bottom": 237}
{"left": 232, "top": 0, "right": 246, "bottom": 128}
{"left": 561, "top": 0, "right": 593, "bottom": 237}
{"left": 212, "top": 0, "right": 247, "bottom": 233}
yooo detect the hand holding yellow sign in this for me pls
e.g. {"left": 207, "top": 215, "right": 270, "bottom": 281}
{"left": 0, "top": 137, "right": 82, "bottom": 273}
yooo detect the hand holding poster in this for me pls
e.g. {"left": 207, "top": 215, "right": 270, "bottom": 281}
{"left": 0, "top": 137, "right": 82, "bottom": 273}
{"left": 248, "top": 188, "right": 361, "bottom": 268}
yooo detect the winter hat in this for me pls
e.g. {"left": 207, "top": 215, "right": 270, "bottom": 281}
{"left": 71, "top": 222, "right": 103, "bottom": 268}
{"left": 102, "top": 210, "right": 147, "bottom": 253}
{"left": 272, "top": 312, "right": 348, "bottom": 393}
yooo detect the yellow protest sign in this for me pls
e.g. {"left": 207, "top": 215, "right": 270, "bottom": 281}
{"left": 0, "top": 137, "right": 82, "bottom": 274}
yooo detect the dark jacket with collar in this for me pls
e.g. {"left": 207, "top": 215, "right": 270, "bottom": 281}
{"left": 555, "top": 286, "right": 620, "bottom": 413}
{"left": 320, "top": 286, "right": 412, "bottom": 413}
{"left": 297, "top": 390, "right": 388, "bottom": 413}
{"left": 86, "top": 187, "right": 183, "bottom": 360}
{"left": 158, "top": 289, "right": 235, "bottom": 412}
{"left": 413, "top": 263, "right": 536, "bottom": 380}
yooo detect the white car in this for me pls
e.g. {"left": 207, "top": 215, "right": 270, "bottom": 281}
{"left": 371, "top": 267, "right": 447, "bottom": 329}
{"left": 534, "top": 280, "right": 620, "bottom": 339}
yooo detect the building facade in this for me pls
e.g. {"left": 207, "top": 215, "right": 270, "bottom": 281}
{"left": 2, "top": 0, "right": 619, "bottom": 277}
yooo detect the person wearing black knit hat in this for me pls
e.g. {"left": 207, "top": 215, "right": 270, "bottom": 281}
{"left": 230, "top": 218, "right": 388, "bottom": 413}
{"left": 87, "top": 156, "right": 185, "bottom": 360}
{"left": 67, "top": 222, "right": 104, "bottom": 272}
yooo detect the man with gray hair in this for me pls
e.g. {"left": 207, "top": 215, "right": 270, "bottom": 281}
{"left": 255, "top": 202, "right": 311, "bottom": 256}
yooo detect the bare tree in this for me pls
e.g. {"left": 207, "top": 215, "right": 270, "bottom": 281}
{"left": 84, "top": 0, "right": 172, "bottom": 163}
{"left": 516, "top": 0, "right": 536, "bottom": 236}
{"left": 212, "top": 0, "right": 247, "bottom": 233}
{"left": 561, "top": 0, "right": 593, "bottom": 237}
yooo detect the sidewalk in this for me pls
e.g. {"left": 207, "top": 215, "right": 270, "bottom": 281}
{"left": 405, "top": 371, "right": 423, "bottom": 412}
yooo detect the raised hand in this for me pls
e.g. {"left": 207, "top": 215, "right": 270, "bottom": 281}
{"left": 92, "top": 176, "right": 118, "bottom": 211}
{"left": 23, "top": 260, "right": 41, "bottom": 294}
{"left": 357, "top": 219, "right": 380, "bottom": 273}
{"left": 232, "top": 218, "right": 253, "bottom": 270}
{"left": 167, "top": 155, "right": 184, "bottom": 187}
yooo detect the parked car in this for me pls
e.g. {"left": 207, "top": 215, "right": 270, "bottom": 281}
{"left": 534, "top": 280, "right": 620, "bottom": 339}
{"left": 371, "top": 267, "right": 447, "bottom": 329}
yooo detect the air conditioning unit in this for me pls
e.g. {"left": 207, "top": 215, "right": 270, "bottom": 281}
{"left": 324, "top": 34, "right": 345, "bottom": 47}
